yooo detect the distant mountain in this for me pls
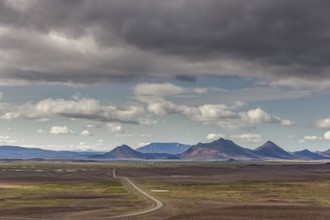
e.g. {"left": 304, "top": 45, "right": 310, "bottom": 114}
{"left": 1, "top": 141, "right": 329, "bottom": 161}
{"left": 90, "top": 145, "right": 154, "bottom": 160}
{"left": 137, "top": 143, "right": 190, "bottom": 154}
{"left": 255, "top": 141, "right": 293, "bottom": 159}
{"left": 292, "top": 149, "right": 329, "bottom": 160}
{"left": 179, "top": 138, "right": 260, "bottom": 160}
{"left": 0, "top": 145, "right": 101, "bottom": 159}
{"left": 321, "top": 148, "right": 330, "bottom": 157}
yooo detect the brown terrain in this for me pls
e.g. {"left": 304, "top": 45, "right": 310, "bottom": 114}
{"left": 0, "top": 161, "right": 329, "bottom": 219}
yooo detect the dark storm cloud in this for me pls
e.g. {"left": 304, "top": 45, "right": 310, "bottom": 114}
{"left": 1, "top": 0, "right": 330, "bottom": 85}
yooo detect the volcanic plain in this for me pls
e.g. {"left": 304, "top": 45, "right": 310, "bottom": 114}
{"left": 0, "top": 161, "right": 329, "bottom": 219}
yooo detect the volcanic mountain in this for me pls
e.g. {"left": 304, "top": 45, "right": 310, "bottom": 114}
{"left": 90, "top": 145, "right": 154, "bottom": 160}
{"left": 179, "top": 138, "right": 260, "bottom": 160}
{"left": 292, "top": 149, "right": 329, "bottom": 160}
{"left": 255, "top": 141, "right": 292, "bottom": 159}
{"left": 137, "top": 142, "right": 190, "bottom": 154}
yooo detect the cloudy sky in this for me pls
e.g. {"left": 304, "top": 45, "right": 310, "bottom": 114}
{"left": 1, "top": 0, "right": 330, "bottom": 151}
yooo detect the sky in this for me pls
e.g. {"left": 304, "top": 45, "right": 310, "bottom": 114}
{"left": 1, "top": 0, "right": 330, "bottom": 152}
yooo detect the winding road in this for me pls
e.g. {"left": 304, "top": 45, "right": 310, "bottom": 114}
{"left": 111, "top": 169, "right": 163, "bottom": 219}
{"left": 0, "top": 169, "right": 163, "bottom": 220}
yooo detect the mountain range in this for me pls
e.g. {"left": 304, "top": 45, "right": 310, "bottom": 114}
{"left": 90, "top": 145, "right": 155, "bottom": 160}
{"left": 292, "top": 149, "right": 329, "bottom": 160}
{"left": 0, "top": 145, "right": 102, "bottom": 159}
{"left": 1, "top": 139, "right": 330, "bottom": 161}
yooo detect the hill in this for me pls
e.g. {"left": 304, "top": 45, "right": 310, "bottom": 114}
{"left": 179, "top": 138, "right": 260, "bottom": 160}
{"left": 137, "top": 142, "right": 190, "bottom": 154}
{"left": 321, "top": 148, "right": 330, "bottom": 157}
{"left": 90, "top": 145, "right": 154, "bottom": 160}
{"left": 292, "top": 149, "right": 329, "bottom": 160}
{"left": 255, "top": 141, "right": 293, "bottom": 159}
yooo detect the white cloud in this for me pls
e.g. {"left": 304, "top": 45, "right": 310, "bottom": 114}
{"left": 96, "top": 139, "right": 104, "bottom": 146}
{"left": 134, "top": 83, "right": 210, "bottom": 97}
{"left": 37, "top": 129, "right": 46, "bottom": 133}
{"left": 206, "top": 133, "right": 225, "bottom": 140}
{"left": 0, "top": 135, "right": 19, "bottom": 144}
{"left": 142, "top": 96, "right": 237, "bottom": 121}
{"left": 115, "top": 134, "right": 135, "bottom": 137}
{"left": 304, "top": 135, "right": 323, "bottom": 141}
{"left": 199, "top": 104, "right": 237, "bottom": 120}
{"left": 137, "top": 142, "right": 151, "bottom": 147}
{"left": 193, "top": 88, "right": 209, "bottom": 94}
{"left": 139, "top": 119, "right": 157, "bottom": 126}
{"left": 299, "top": 135, "right": 323, "bottom": 143}
{"left": 86, "top": 124, "right": 98, "bottom": 128}
{"left": 35, "top": 118, "right": 49, "bottom": 122}
{"left": 140, "top": 134, "right": 151, "bottom": 137}
{"left": 287, "top": 135, "right": 295, "bottom": 139}
{"left": 0, "top": 135, "right": 9, "bottom": 139}
{"left": 0, "top": 97, "right": 146, "bottom": 125}
{"left": 81, "top": 130, "right": 93, "bottom": 136}
{"left": 240, "top": 108, "right": 275, "bottom": 123}
{"left": 77, "top": 142, "right": 91, "bottom": 151}
{"left": 50, "top": 126, "right": 74, "bottom": 135}
{"left": 271, "top": 78, "right": 330, "bottom": 91}
{"left": 134, "top": 83, "right": 187, "bottom": 96}
{"left": 280, "top": 119, "right": 295, "bottom": 126}
{"left": 240, "top": 108, "right": 293, "bottom": 126}
{"left": 324, "top": 131, "right": 330, "bottom": 140}
{"left": 231, "top": 133, "right": 263, "bottom": 143}
{"left": 107, "top": 123, "right": 124, "bottom": 133}
{"left": 314, "top": 118, "right": 330, "bottom": 128}
{"left": 1, "top": 112, "right": 20, "bottom": 120}
{"left": 140, "top": 96, "right": 293, "bottom": 129}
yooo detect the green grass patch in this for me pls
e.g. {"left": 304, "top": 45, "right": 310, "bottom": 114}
{"left": 140, "top": 180, "right": 330, "bottom": 206}
{"left": 0, "top": 181, "right": 128, "bottom": 208}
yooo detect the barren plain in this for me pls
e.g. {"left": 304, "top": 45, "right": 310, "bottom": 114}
{"left": 0, "top": 161, "right": 329, "bottom": 219}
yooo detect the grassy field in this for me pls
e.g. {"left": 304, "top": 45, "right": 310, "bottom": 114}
{"left": 140, "top": 180, "right": 330, "bottom": 207}
{"left": 118, "top": 161, "right": 330, "bottom": 219}
{"left": 0, "top": 161, "right": 149, "bottom": 218}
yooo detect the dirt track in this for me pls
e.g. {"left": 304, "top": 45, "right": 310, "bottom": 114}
{"left": 111, "top": 169, "right": 163, "bottom": 219}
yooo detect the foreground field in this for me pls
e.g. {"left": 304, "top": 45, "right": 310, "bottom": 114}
{"left": 0, "top": 161, "right": 330, "bottom": 219}
{"left": 0, "top": 161, "right": 150, "bottom": 219}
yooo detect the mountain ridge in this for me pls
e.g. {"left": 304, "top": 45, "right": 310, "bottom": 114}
{"left": 1, "top": 139, "right": 330, "bottom": 161}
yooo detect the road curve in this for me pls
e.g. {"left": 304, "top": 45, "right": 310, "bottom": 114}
{"left": 111, "top": 169, "right": 163, "bottom": 219}
{"left": 0, "top": 169, "right": 163, "bottom": 220}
